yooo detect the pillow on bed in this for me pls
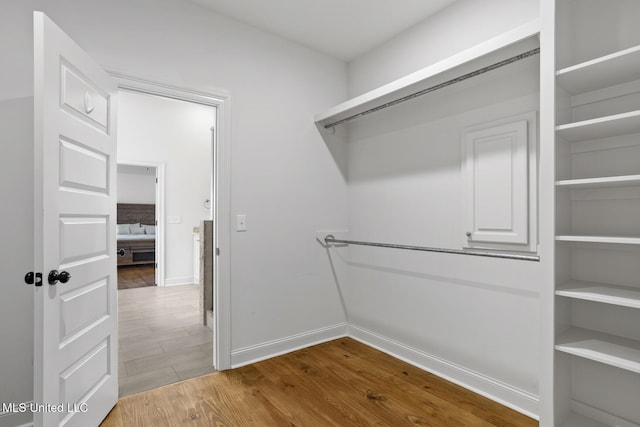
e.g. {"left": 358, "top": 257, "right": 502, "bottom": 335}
{"left": 130, "top": 223, "right": 145, "bottom": 234}
{"left": 142, "top": 225, "right": 156, "bottom": 235}
{"left": 117, "top": 224, "right": 130, "bottom": 234}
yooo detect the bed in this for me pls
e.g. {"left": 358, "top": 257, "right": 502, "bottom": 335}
{"left": 117, "top": 203, "right": 156, "bottom": 266}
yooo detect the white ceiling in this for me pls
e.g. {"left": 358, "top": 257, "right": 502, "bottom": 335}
{"left": 190, "top": 0, "right": 457, "bottom": 61}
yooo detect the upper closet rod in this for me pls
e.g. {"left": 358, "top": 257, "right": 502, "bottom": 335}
{"left": 323, "top": 235, "right": 540, "bottom": 262}
{"left": 324, "top": 47, "right": 540, "bottom": 129}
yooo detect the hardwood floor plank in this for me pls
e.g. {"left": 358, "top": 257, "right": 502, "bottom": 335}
{"left": 259, "top": 355, "right": 386, "bottom": 426}
{"left": 118, "top": 265, "right": 156, "bottom": 290}
{"left": 333, "top": 339, "right": 536, "bottom": 427}
{"left": 103, "top": 338, "right": 538, "bottom": 427}
{"left": 308, "top": 342, "right": 493, "bottom": 426}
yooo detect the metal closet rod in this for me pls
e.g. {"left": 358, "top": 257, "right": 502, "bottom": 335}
{"left": 323, "top": 235, "right": 540, "bottom": 262}
{"left": 324, "top": 47, "right": 541, "bottom": 129}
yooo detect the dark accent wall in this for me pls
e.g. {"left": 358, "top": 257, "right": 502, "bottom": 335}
{"left": 117, "top": 203, "right": 155, "bottom": 225}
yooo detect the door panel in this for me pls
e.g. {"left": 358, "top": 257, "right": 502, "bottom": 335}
{"left": 61, "top": 61, "right": 109, "bottom": 130}
{"left": 34, "top": 11, "right": 118, "bottom": 427}
{"left": 59, "top": 216, "right": 109, "bottom": 264}
{"left": 59, "top": 138, "right": 109, "bottom": 193}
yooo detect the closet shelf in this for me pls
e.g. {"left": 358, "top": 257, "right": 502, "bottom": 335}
{"left": 556, "top": 235, "right": 640, "bottom": 245}
{"left": 556, "top": 327, "right": 640, "bottom": 374}
{"left": 556, "top": 44, "right": 640, "bottom": 95}
{"left": 560, "top": 412, "right": 607, "bottom": 427}
{"left": 556, "top": 281, "right": 640, "bottom": 309}
{"left": 556, "top": 110, "right": 640, "bottom": 142}
{"left": 555, "top": 174, "right": 640, "bottom": 189}
{"left": 314, "top": 19, "right": 540, "bottom": 129}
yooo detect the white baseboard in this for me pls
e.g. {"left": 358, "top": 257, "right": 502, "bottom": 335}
{"left": 347, "top": 324, "right": 540, "bottom": 419}
{"left": 231, "top": 323, "right": 348, "bottom": 368}
{"left": 0, "top": 401, "right": 34, "bottom": 427}
{"left": 163, "top": 276, "right": 195, "bottom": 286}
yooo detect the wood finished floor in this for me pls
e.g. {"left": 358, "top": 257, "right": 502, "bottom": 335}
{"left": 103, "top": 338, "right": 537, "bottom": 427}
{"left": 118, "top": 284, "right": 214, "bottom": 397}
{"left": 118, "top": 265, "right": 156, "bottom": 290}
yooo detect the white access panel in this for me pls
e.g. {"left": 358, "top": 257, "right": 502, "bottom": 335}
{"left": 463, "top": 116, "right": 530, "bottom": 245}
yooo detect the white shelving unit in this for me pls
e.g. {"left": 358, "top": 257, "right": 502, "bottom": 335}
{"left": 555, "top": 235, "right": 640, "bottom": 245}
{"left": 555, "top": 110, "right": 640, "bottom": 142}
{"left": 556, "top": 44, "right": 640, "bottom": 95}
{"left": 556, "top": 281, "right": 640, "bottom": 309}
{"left": 555, "top": 175, "right": 640, "bottom": 189}
{"left": 551, "top": 1, "right": 640, "bottom": 425}
{"left": 556, "top": 327, "right": 640, "bottom": 374}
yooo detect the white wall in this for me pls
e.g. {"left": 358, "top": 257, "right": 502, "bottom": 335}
{"left": 348, "top": 0, "right": 539, "bottom": 97}
{"left": 0, "top": 0, "right": 349, "bottom": 418}
{"left": 339, "top": 0, "right": 544, "bottom": 416}
{"left": 0, "top": 0, "right": 545, "bottom": 422}
{"left": 117, "top": 165, "right": 156, "bottom": 204}
{"left": 0, "top": 97, "right": 34, "bottom": 427}
{"left": 118, "top": 92, "right": 212, "bottom": 285}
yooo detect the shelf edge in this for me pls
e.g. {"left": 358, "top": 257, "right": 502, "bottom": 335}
{"left": 556, "top": 44, "right": 640, "bottom": 76}
{"left": 314, "top": 18, "right": 540, "bottom": 125}
{"left": 556, "top": 109, "right": 640, "bottom": 132}
{"left": 555, "top": 174, "right": 640, "bottom": 188}
{"left": 555, "top": 235, "right": 640, "bottom": 244}
{"left": 556, "top": 281, "right": 640, "bottom": 309}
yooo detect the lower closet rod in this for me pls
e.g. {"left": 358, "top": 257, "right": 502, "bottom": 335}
{"left": 323, "top": 235, "right": 540, "bottom": 262}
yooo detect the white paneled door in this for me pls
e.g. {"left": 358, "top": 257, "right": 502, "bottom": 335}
{"left": 34, "top": 12, "right": 118, "bottom": 427}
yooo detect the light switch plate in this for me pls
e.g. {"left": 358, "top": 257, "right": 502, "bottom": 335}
{"left": 236, "top": 214, "right": 247, "bottom": 231}
{"left": 167, "top": 216, "right": 182, "bottom": 224}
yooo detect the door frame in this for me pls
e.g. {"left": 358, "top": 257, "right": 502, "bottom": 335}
{"left": 109, "top": 71, "right": 232, "bottom": 370}
{"left": 116, "top": 161, "right": 166, "bottom": 286}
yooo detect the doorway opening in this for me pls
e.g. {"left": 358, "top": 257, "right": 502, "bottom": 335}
{"left": 115, "top": 88, "right": 217, "bottom": 396}
{"left": 116, "top": 163, "right": 159, "bottom": 290}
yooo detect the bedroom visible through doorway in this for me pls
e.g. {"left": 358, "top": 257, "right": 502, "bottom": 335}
{"left": 117, "top": 164, "right": 158, "bottom": 290}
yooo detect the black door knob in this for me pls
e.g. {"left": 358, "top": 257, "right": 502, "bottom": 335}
{"left": 24, "top": 272, "right": 43, "bottom": 286}
{"left": 118, "top": 248, "right": 126, "bottom": 257}
{"left": 48, "top": 270, "right": 71, "bottom": 285}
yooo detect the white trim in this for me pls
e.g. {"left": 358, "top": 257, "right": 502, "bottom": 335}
{"left": 0, "top": 401, "right": 34, "bottom": 427}
{"left": 107, "top": 70, "right": 230, "bottom": 106}
{"left": 108, "top": 71, "right": 232, "bottom": 370}
{"left": 231, "top": 323, "right": 348, "bottom": 368}
{"left": 163, "top": 276, "right": 197, "bottom": 286}
{"left": 117, "top": 160, "right": 165, "bottom": 286}
{"left": 347, "top": 324, "right": 540, "bottom": 419}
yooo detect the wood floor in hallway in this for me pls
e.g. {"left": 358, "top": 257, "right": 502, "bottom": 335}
{"left": 118, "top": 284, "right": 214, "bottom": 397}
{"left": 118, "top": 265, "right": 156, "bottom": 290}
{"left": 102, "top": 338, "right": 537, "bottom": 427}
